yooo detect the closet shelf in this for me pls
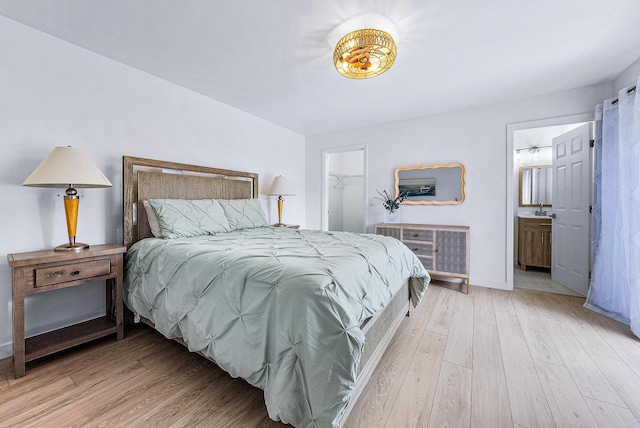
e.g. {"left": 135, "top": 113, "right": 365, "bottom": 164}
{"left": 329, "top": 172, "right": 364, "bottom": 189}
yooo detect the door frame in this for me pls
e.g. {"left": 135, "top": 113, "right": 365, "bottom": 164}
{"left": 321, "top": 144, "right": 368, "bottom": 232}
{"left": 506, "top": 113, "right": 593, "bottom": 289}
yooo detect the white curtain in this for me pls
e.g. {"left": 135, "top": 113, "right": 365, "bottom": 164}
{"left": 585, "top": 78, "right": 640, "bottom": 338}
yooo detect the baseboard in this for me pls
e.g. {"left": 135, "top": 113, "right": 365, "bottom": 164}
{"left": 469, "top": 277, "right": 512, "bottom": 290}
{"left": 0, "top": 341, "right": 12, "bottom": 360}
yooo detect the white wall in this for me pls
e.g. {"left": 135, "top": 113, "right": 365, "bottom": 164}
{"left": 0, "top": 17, "right": 305, "bottom": 359}
{"left": 306, "top": 82, "right": 612, "bottom": 289}
{"left": 613, "top": 56, "right": 640, "bottom": 91}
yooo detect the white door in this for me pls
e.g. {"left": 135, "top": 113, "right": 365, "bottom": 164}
{"left": 551, "top": 123, "right": 592, "bottom": 295}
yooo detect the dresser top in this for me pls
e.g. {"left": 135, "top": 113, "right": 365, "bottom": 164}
{"left": 375, "top": 223, "right": 470, "bottom": 230}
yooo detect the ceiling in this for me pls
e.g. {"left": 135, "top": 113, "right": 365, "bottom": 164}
{"left": 1, "top": 0, "right": 639, "bottom": 136}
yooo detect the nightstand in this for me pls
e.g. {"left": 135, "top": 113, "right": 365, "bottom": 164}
{"left": 7, "top": 244, "right": 126, "bottom": 378}
{"left": 273, "top": 224, "right": 300, "bottom": 229}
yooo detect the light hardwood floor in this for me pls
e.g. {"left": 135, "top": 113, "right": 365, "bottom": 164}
{"left": 2, "top": 280, "right": 640, "bottom": 427}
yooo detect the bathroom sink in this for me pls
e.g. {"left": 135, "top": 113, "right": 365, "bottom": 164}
{"left": 518, "top": 213, "right": 552, "bottom": 218}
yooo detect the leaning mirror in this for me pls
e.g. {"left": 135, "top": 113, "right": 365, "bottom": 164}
{"left": 519, "top": 165, "right": 552, "bottom": 207}
{"left": 395, "top": 163, "right": 465, "bottom": 205}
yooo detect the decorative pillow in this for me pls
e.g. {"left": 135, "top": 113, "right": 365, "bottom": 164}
{"left": 147, "top": 199, "right": 231, "bottom": 239}
{"left": 142, "top": 200, "right": 162, "bottom": 238}
{"left": 218, "top": 198, "right": 269, "bottom": 230}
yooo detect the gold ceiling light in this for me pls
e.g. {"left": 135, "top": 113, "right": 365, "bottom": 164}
{"left": 334, "top": 28, "right": 397, "bottom": 79}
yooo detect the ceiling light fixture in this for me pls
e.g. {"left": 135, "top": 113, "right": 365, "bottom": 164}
{"left": 333, "top": 28, "right": 396, "bottom": 79}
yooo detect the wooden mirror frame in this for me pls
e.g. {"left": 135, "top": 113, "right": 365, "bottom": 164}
{"left": 394, "top": 163, "right": 466, "bottom": 205}
{"left": 519, "top": 164, "right": 552, "bottom": 207}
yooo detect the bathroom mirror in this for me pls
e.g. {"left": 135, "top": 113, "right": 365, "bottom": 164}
{"left": 395, "top": 163, "right": 465, "bottom": 205}
{"left": 519, "top": 165, "right": 552, "bottom": 207}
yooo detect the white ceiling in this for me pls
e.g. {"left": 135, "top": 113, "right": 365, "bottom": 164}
{"left": 1, "top": 0, "right": 639, "bottom": 136}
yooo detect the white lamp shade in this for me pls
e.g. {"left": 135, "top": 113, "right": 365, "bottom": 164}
{"left": 23, "top": 146, "right": 112, "bottom": 188}
{"left": 267, "top": 175, "right": 295, "bottom": 196}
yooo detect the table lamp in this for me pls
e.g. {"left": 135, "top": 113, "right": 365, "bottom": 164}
{"left": 22, "top": 146, "right": 112, "bottom": 251}
{"left": 267, "top": 175, "right": 295, "bottom": 227}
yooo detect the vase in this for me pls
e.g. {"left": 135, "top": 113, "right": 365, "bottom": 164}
{"left": 384, "top": 209, "right": 401, "bottom": 223}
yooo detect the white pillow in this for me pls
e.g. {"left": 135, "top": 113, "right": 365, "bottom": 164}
{"left": 142, "top": 200, "right": 162, "bottom": 238}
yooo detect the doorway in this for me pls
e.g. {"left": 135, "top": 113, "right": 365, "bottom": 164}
{"left": 322, "top": 146, "right": 367, "bottom": 233}
{"left": 507, "top": 114, "right": 593, "bottom": 296}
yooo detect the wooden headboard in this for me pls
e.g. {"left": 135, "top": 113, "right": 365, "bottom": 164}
{"left": 123, "top": 156, "right": 259, "bottom": 249}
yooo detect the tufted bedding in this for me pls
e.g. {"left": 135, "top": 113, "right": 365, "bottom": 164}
{"left": 123, "top": 226, "right": 429, "bottom": 427}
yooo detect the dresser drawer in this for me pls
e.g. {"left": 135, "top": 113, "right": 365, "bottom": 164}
{"left": 403, "top": 228, "right": 433, "bottom": 242}
{"left": 418, "top": 256, "right": 434, "bottom": 271}
{"left": 376, "top": 226, "right": 401, "bottom": 240}
{"left": 404, "top": 241, "right": 434, "bottom": 257}
{"left": 519, "top": 217, "right": 552, "bottom": 229}
{"left": 34, "top": 259, "right": 111, "bottom": 288}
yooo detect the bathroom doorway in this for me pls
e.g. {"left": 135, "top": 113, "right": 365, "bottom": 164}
{"left": 322, "top": 146, "right": 367, "bottom": 233}
{"left": 509, "top": 116, "right": 593, "bottom": 296}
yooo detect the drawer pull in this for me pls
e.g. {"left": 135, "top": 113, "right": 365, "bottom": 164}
{"left": 413, "top": 248, "right": 419, "bottom": 251}
{"left": 34, "top": 259, "right": 111, "bottom": 288}
{"left": 50, "top": 270, "right": 81, "bottom": 278}
{"left": 413, "top": 234, "right": 419, "bottom": 238}
{"left": 433, "top": 249, "right": 439, "bottom": 253}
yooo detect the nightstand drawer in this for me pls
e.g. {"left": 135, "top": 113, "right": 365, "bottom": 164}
{"left": 34, "top": 259, "right": 111, "bottom": 288}
{"left": 403, "top": 228, "right": 433, "bottom": 242}
{"left": 404, "top": 241, "right": 434, "bottom": 257}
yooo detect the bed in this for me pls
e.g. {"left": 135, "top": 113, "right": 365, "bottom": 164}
{"left": 122, "top": 156, "right": 430, "bottom": 427}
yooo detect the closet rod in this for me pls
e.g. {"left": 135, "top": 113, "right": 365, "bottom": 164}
{"left": 611, "top": 85, "right": 636, "bottom": 105}
{"left": 515, "top": 144, "right": 552, "bottom": 153}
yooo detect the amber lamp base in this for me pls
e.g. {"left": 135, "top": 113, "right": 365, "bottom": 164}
{"left": 54, "top": 188, "right": 90, "bottom": 252}
{"left": 273, "top": 196, "right": 286, "bottom": 227}
{"left": 55, "top": 242, "right": 89, "bottom": 252}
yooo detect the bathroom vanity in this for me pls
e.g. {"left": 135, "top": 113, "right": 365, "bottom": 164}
{"left": 518, "top": 215, "right": 552, "bottom": 270}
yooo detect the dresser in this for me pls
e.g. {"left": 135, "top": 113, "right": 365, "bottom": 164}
{"left": 375, "top": 223, "right": 470, "bottom": 293}
{"left": 518, "top": 216, "right": 552, "bottom": 270}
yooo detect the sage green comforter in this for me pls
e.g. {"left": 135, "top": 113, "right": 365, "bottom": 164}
{"left": 124, "top": 227, "right": 429, "bottom": 427}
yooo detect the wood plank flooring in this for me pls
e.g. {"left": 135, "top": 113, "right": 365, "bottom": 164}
{"left": 2, "top": 281, "right": 640, "bottom": 427}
